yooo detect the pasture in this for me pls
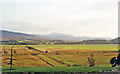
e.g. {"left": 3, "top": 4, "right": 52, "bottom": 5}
{"left": 2, "top": 44, "right": 119, "bottom": 72}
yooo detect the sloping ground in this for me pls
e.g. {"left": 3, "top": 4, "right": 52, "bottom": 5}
{"left": 2, "top": 46, "right": 50, "bottom": 67}
{"left": 2, "top": 45, "right": 66, "bottom": 68}
{"left": 2, "top": 45, "right": 119, "bottom": 73}
{"left": 2, "top": 45, "right": 119, "bottom": 68}
{"left": 1, "top": 30, "right": 41, "bottom": 40}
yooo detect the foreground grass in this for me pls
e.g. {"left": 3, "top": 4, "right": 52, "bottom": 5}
{"left": 2, "top": 67, "right": 117, "bottom": 72}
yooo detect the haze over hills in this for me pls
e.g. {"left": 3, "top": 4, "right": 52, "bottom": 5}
{"left": 38, "top": 32, "right": 112, "bottom": 41}
{"left": 0, "top": 30, "right": 112, "bottom": 41}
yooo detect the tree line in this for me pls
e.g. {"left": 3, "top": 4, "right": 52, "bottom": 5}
{"left": 1, "top": 40, "right": 39, "bottom": 45}
{"left": 1, "top": 38, "right": 119, "bottom": 45}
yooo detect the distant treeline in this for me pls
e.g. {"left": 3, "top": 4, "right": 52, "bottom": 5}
{"left": 1, "top": 40, "right": 39, "bottom": 45}
{"left": 1, "top": 38, "right": 119, "bottom": 45}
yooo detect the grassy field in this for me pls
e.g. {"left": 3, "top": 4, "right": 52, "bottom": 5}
{"left": 2, "top": 67, "right": 117, "bottom": 72}
{"left": 28, "top": 44, "right": 118, "bottom": 51}
{"left": 2, "top": 44, "right": 119, "bottom": 72}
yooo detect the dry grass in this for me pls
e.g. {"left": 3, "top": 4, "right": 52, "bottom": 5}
{"left": 2, "top": 45, "right": 119, "bottom": 68}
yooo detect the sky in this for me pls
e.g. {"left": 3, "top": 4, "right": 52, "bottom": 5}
{"left": 0, "top": 0, "right": 119, "bottom": 38}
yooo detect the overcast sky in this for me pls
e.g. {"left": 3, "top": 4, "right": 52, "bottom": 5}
{"left": 0, "top": 0, "right": 119, "bottom": 38}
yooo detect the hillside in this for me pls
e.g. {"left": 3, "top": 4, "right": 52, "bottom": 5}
{"left": 0, "top": 30, "right": 40, "bottom": 40}
{"left": 37, "top": 32, "right": 111, "bottom": 41}
{"left": 111, "top": 37, "right": 120, "bottom": 44}
{"left": 1, "top": 30, "right": 112, "bottom": 41}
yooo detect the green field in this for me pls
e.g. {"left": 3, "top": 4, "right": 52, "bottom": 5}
{"left": 2, "top": 67, "right": 117, "bottom": 72}
{"left": 28, "top": 44, "right": 118, "bottom": 51}
{"left": 2, "top": 44, "right": 119, "bottom": 72}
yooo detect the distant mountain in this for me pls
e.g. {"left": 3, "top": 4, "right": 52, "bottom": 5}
{"left": 37, "top": 32, "right": 111, "bottom": 41}
{"left": 1, "top": 30, "right": 112, "bottom": 41}
{"left": 0, "top": 30, "right": 40, "bottom": 40}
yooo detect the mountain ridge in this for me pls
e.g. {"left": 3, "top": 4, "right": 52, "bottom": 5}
{"left": 37, "top": 32, "right": 112, "bottom": 41}
{"left": 0, "top": 30, "right": 112, "bottom": 41}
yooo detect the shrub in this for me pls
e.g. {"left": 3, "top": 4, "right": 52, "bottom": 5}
{"left": 110, "top": 53, "right": 120, "bottom": 67}
{"left": 45, "top": 50, "right": 48, "bottom": 53}
{"left": 87, "top": 54, "right": 95, "bottom": 67}
{"left": 4, "top": 50, "right": 7, "bottom": 53}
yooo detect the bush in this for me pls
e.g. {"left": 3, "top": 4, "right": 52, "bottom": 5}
{"left": 4, "top": 50, "right": 7, "bottom": 53}
{"left": 110, "top": 53, "right": 120, "bottom": 67}
{"left": 74, "top": 64, "right": 81, "bottom": 67}
{"left": 87, "top": 54, "right": 95, "bottom": 67}
{"left": 45, "top": 50, "right": 48, "bottom": 53}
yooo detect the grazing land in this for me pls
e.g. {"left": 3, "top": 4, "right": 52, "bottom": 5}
{"left": 2, "top": 44, "right": 119, "bottom": 72}
{"left": 3, "top": 67, "right": 117, "bottom": 72}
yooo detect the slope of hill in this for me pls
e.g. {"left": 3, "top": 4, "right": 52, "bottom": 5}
{"left": 1, "top": 30, "right": 111, "bottom": 41}
{"left": 111, "top": 37, "right": 120, "bottom": 44}
{"left": 37, "top": 32, "right": 111, "bottom": 41}
{"left": 0, "top": 30, "right": 40, "bottom": 40}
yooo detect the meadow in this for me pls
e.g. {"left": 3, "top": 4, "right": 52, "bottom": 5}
{"left": 2, "top": 44, "right": 119, "bottom": 72}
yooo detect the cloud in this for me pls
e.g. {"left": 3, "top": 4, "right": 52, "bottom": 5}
{"left": 1, "top": 0, "right": 119, "bottom": 38}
